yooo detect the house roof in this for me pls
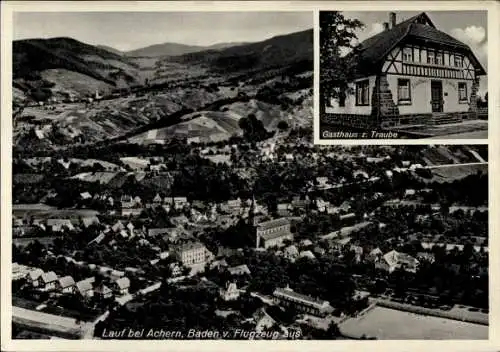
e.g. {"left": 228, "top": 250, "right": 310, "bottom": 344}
{"left": 284, "top": 245, "right": 299, "bottom": 256}
{"left": 354, "top": 12, "right": 486, "bottom": 76}
{"left": 96, "top": 284, "right": 112, "bottom": 294}
{"left": 40, "top": 271, "right": 58, "bottom": 283}
{"left": 47, "top": 219, "right": 74, "bottom": 230}
{"left": 273, "top": 287, "right": 329, "bottom": 310}
{"left": 27, "top": 268, "right": 43, "bottom": 280}
{"left": 257, "top": 218, "right": 290, "bottom": 230}
{"left": 300, "top": 250, "right": 316, "bottom": 259}
{"left": 58, "top": 275, "right": 75, "bottom": 288}
{"left": 115, "top": 277, "right": 130, "bottom": 290}
{"left": 82, "top": 216, "right": 99, "bottom": 228}
{"left": 228, "top": 264, "right": 251, "bottom": 275}
{"left": 176, "top": 241, "right": 206, "bottom": 253}
{"left": 76, "top": 280, "right": 93, "bottom": 293}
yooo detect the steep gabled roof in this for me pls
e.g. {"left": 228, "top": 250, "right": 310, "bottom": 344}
{"left": 355, "top": 12, "right": 486, "bottom": 76}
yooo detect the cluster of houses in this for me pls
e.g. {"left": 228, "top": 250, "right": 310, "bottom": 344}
{"left": 18, "top": 265, "right": 130, "bottom": 300}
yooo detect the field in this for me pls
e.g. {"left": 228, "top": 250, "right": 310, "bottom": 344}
{"left": 427, "top": 164, "right": 488, "bottom": 183}
{"left": 13, "top": 236, "right": 58, "bottom": 247}
{"left": 12, "top": 204, "right": 99, "bottom": 219}
{"left": 396, "top": 120, "right": 488, "bottom": 139}
{"left": 339, "top": 306, "right": 488, "bottom": 340}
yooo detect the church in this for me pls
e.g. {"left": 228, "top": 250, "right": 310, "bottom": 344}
{"left": 323, "top": 12, "right": 486, "bottom": 129}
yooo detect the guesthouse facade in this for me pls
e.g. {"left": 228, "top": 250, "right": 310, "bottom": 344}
{"left": 323, "top": 12, "right": 486, "bottom": 128}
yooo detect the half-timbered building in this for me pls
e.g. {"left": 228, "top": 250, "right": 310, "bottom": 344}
{"left": 323, "top": 12, "right": 486, "bottom": 128}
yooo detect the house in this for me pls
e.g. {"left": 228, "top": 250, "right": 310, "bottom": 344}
{"left": 173, "top": 241, "right": 212, "bottom": 267}
{"left": 210, "top": 259, "right": 228, "bottom": 270}
{"left": 12, "top": 263, "right": 31, "bottom": 281}
{"left": 173, "top": 197, "right": 188, "bottom": 209}
{"left": 80, "top": 192, "right": 92, "bottom": 200}
{"left": 299, "top": 250, "right": 316, "bottom": 260}
{"left": 110, "top": 270, "right": 125, "bottom": 280}
{"left": 405, "top": 189, "right": 416, "bottom": 197}
{"left": 227, "top": 264, "right": 251, "bottom": 276}
{"left": 82, "top": 216, "right": 100, "bottom": 228}
{"left": 375, "top": 250, "right": 419, "bottom": 273}
{"left": 148, "top": 228, "right": 171, "bottom": 238}
{"left": 153, "top": 194, "right": 162, "bottom": 204}
{"left": 25, "top": 268, "right": 44, "bottom": 287}
{"left": 367, "top": 247, "right": 383, "bottom": 262}
{"left": 95, "top": 284, "right": 113, "bottom": 299}
{"left": 277, "top": 203, "right": 292, "bottom": 217}
{"left": 255, "top": 218, "right": 294, "bottom": 249}
{"left": 349, "top": 245, "right": 364, "bottom": 262}
{"left": 112, "top": 221, "right": 125, "bottom": 233}
{"left": 253, "top": 308, "right": 276, "bottom": 333}
{"left": 38, "top": 271, "right": 58, "bottom": 291}
{"left": 113, "top": 277, "right": 131, "bottom": 295}
{"left": 47, "top": 219, "right": 74, "bottom": 232}
{"left": 56, "top": 276, "right": 76, "bottom": 294}
{"left": 220, "top": 282, "right": 240, "bottom": 301}
{"left": 169, "top": 262, "right": 183, "bottom": 277}
{"left": 89, "top": 232, "right": 106, "bottom": 245}
{"left": 283, "top": 245, "right": 299, "bottom": 262}
{"left": 300, "top": 239, "right": 313, "bottom": 248}
{"left": 75, "top": 280, "right": 94, "bottom": 298}
{"left": 416, "top": 252, "right": 436, "bottom": 263}
{"left": 122, "top": 207, "right": 143, "bottom": 217}
{"left": 273, "top": 286, "right": 333, "bottom": 317}
{"left": 324, "top": 12, "right": 486, "bottom": 128}
{"left": 120, "top": 195, "right": 135, "bottom": 208}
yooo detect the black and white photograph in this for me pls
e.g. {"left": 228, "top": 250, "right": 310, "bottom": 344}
{"left": 318, "top": 11, "right": 488, "bottom": 140}
{"left": 0, "top": 1, "right": 495, "bottom": 349}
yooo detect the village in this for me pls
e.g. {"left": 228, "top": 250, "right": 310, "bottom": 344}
{"left": 11, "top": 137, "right": 489, "bottom": 340}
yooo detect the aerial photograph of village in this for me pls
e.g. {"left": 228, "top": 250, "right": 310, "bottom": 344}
{"left": 319, "top": 11, "right": 488, "bottom": 140}
{"left": 8, "top": 9, "right": 488, "bottom": 341}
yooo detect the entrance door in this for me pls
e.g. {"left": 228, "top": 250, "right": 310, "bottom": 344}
{"left": 431, "top": 81, "right": 443, "bottom": 112}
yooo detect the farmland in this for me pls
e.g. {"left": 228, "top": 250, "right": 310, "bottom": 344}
{"left": 339, "top": 306, "right": 488, "bottom": 340}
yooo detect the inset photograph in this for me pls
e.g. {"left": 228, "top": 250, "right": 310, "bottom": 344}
{"left": 318, "top": 11, "right": 488, "bottom": 140}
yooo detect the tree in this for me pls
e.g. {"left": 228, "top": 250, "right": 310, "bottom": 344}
{"left": 319, "top": 12, "right": 364, "bottom": 113}
{"left": 277, "top": 120, "right": 289, "bottom": 131}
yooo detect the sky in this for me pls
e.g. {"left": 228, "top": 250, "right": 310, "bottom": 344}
{"left": 342, "top": 11, "right": 488, "bottom": 95}
{"left": 13, "top": 12, "right": 313, "bottom": 51}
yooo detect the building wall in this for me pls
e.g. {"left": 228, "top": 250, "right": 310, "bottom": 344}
{"left": 325, "top": 75, "right": 377, "bottom": 116}
{"left": 180, "top": 247, "right": 207, "bottom": 265}
{"left": 263, "top": 233, "right": 294, "bottom": 249}
{"left": 386, "top": 75, "right": 473, "bottom": 114}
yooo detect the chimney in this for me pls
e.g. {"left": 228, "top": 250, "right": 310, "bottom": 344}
{"left": 383, "top": 22, "right": 389, "bottom": 31}
{"left": 389, "top": 12, "right": 396, "bottom": 28}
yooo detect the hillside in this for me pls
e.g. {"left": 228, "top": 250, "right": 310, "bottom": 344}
{"left": 13, "top": 30, "right": 313, "bottom": 151}
{"left": 124, "top": 41, "right": 249, "bottom": 58}
{"left": 169, "top": 29, "right": 313, "bottom": 73}
{"left": 125, "top": 42, "right": 206, "bottom": 57}
{"left": 13, "top": 37, "right": 142, "bottom": 98}
{"left": 97, "top": 45, "right": 123, "bottom": 56}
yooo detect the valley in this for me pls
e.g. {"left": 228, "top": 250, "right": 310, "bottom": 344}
{"left": 13, "top": 29, "right": 313, "bottom": 154}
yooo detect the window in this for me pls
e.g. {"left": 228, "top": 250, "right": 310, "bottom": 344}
{"left": 413, "top": 47, "right": 420, "bottom": 62}
{"left": 403, "top": 47, "right": 413, "bottom": 62}
{"left": 454, "top": 55, "right": 463, "bottom": 68}
{"left": 427, "top": 51, "right": 435, "bottom": 64}
{"left": 458, "top": 82, "right": 468, "bottom": 102}
{"left": 356, "top": 80, "right": 370, "bottom": 106}
{"left": 397, "top": 79, "right": 411, "bottom": 104}
{"left": 435, "top": 52, "right": 443, "bottom": 65}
